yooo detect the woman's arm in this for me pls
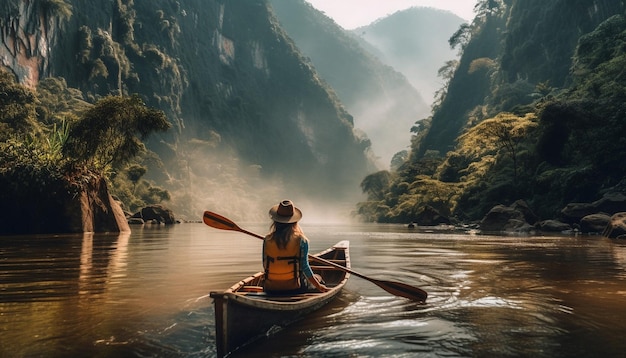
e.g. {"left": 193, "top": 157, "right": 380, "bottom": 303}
{"left": 300, "top": 238, "right": 329, "bottom": 292}
{"left": 307, "top": 275, "right": 329, "bottom": 292}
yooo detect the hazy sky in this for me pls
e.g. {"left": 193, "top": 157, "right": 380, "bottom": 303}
{"left": 305, "top": 0, "right": 476, "bottom": 29}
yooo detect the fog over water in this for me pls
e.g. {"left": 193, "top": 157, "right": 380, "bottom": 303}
{"left": 163, "top": 142, "right": 365, "bottom": 223}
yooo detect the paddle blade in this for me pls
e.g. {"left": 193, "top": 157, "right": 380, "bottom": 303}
{"left": 373, "top": 279, "right": 428, "bottom": 302}
{"left": 203, "top": 211, "right": 241, "bottom": 231}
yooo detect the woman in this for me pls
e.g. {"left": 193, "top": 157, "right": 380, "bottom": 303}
{"left": 263, "top": 200, "right": 328, "bottom": 293}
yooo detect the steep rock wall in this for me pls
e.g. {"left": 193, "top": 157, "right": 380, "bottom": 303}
{"left": 0, "top": 1, "right": 61, "bottom": 87}
{"left": 0, "top": 175, "right": 129, "bottom": 235}
{"left": 0, "top": 0, "right": 376, "bottom": 215}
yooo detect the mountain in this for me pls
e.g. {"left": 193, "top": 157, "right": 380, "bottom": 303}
{"left": 269, "top": 0, "right": 429, "bottom": 167}
{"left": 0, "top": 0, "right": 377, "bottom": 219}
{"left": 357, "top": 0, "right": 626, "bottom": 223}
{"left": 353, "top": 7, "right": 466, "bottom": 102}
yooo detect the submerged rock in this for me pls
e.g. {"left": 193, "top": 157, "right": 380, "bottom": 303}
{"left": 580, "top": 213, "right": 611, "bottom": 233}
{"left": 480, "top": 204, "right": 528, "bottom": 232}
{"left": 536, "top": 219, "right": 572, "bottom": 232}
{"left": 131, "top": 204, "right": 176, "bottom": 225}
{"left": 413, "top": 205, "right": 451, "bottom": 226}
{"left": 603, "top": 212, "right": 626, "bottom": 239}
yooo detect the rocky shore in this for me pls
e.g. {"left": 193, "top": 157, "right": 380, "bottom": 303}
{"left": 409, "top": 192, "right": 626, "bottom": 239}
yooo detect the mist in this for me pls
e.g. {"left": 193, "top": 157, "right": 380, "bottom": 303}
{"left": 353, "top": 7, "right": 465, "bottom": 103}
{"left": 351, "top": 88, "right": 429, "bottom": 167}
{"left": 161, "top": 138, "right": 366, "bottom": 226}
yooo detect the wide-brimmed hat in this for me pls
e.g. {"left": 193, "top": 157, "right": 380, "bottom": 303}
{"left": 269, "top": 200, "right": 302, "bottom": 223}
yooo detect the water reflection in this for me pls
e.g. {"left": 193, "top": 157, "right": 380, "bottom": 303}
{"left": 1, "top": 232, "right": 134, "bottom": 356}
{"left": 1, "top": 225, "right": 626, "bottom": 357}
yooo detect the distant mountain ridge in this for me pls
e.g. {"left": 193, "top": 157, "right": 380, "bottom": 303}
{"left": 353, "top": 7, "right": 466, "bottom": 102}
{"left": 269, "top": 0, "right": 430, "bottom": 167}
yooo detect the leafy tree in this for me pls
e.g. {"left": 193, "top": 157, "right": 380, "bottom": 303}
{"left": 457, "top": 112, "right": 537, "bottom": 183}
{"left": 63, "top": 94, "right": 171, "bottom": 171}
{"left": 390, "top": 150, "right": 408, "bottom": 172}
{"left": 36, "top": 77, "right": 89, "bottom": 124}
{"left": 407, "top": 176, "right": 460, "bottom": 216}
{"left": 126, "top": 164, "right": 147, "bottom": 192}
{"left": 360, "top": 170, "right": 391, "bottom": 201}
{"left": 474, "top": 0, "right": 505, "bottom": 19}
{"left": 449, "top": 23, "right": 471, "bottom": 51}
{"left": 432, "top": 60, "right": 459, "bottom": 111}
{"left": 39, "top": 0, "right": 72, "bottom": 22}
{"left": 0, "top": 69, "right": 39, "bottom": 139}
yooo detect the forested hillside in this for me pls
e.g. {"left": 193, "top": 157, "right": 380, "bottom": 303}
{"left": 0, "top": 0, "right": 377, "bottom": 222}
{"left": 357, "top": 0, "right": 626, "bottom": 223}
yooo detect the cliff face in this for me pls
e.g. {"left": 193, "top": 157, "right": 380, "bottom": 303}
{"left": 0, "top": 1, "right": 62, "bottom": 87}
{"left": 1, "top": 0, "right": 376, "bottom": 217}
{"left": 0, "top": 174, "right": 129, "bottom": 235}
{"left": 374, "top": 0, "right": 626, "bottom": 223}
{"left": 417, "top": 0, "right": 626, "bottom": 157}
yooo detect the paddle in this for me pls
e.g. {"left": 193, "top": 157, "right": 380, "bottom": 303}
{"left": 203, "top": 210, "right": 428, "bottom": 302}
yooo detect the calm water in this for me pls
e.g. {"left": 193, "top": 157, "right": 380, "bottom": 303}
{"left": 1, "top": 223, "right": 626, "bottom": 357}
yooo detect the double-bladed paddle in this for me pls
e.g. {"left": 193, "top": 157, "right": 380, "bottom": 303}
{"left": 203, "top": 210, "right": 428, "bottom": 302}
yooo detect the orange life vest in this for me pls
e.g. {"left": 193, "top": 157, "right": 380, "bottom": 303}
{"left": 263, "top": 236, "right": 301, "bottom": 291}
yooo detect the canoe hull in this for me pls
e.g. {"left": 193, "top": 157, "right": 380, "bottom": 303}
{"left": 210, "top": 240, "right": 350, "bottom": 357}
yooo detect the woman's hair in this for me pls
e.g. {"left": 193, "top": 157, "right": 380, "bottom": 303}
{"left": 270, "top": 221, "right": 302, "bottom": 249}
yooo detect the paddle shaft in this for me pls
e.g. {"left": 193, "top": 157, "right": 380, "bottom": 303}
{"left": 203, "top": 211, "right": 427, "bottom": 302}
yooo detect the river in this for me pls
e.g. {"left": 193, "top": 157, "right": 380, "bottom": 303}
{"left": 1, "top": 223, "right": 625, "bottom": 357}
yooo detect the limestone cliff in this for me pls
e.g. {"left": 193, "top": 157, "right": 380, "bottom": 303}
{"left": 1, "top": 0, "right": 376, "bottom": 218}
{"left": 0, "top": 175, "right": 129, "bottom": 235}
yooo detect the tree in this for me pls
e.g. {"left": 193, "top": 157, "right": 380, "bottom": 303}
{"left": 126, "top": 164, "right": 147, "bottom": 193}
{"left": 63, "top": 94, "right": 171, "bottom": 171}
{"left": 39, "top": 0, "right": 72, "bottom": 22}
{"left": 457, "top": 112, "right": 537, "bottom": 183}
{"left": 390, "top": 150, "right": 408, "bottom": 172}
{"left": 360, "top": 170, "right": 392, "bottom": 201}
{"left": 0, "top": 69, "right": 39, "bottom": 139}
{"left": 449, "top": 23, "right": 471, "bottom": 51}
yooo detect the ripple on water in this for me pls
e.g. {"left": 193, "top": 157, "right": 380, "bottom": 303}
{"left": 3, "top": 225, "right": 626, "bottom": 357}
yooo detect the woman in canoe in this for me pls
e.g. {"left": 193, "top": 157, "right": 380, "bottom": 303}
{"left": 263, "top": 200, "right": 329, "bottom": 293}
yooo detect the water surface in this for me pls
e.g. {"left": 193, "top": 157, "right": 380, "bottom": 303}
{"left": 1, "top": 223, "right": 625, "bottom": 357}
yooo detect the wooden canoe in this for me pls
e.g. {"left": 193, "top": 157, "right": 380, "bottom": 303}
{"left": 210, "top": 240, "right": 350, "bottom": 357}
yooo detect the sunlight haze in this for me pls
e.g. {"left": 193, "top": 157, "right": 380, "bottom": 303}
{"left": 305, "top": 0, "right": 476, "bottom": 29}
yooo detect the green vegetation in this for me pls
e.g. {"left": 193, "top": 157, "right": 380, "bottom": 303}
{"left": 357, "top": 2, "right": 626, "bottom": 223}
{"left": 39, "top": 0, "right": 72, "bottom": 22}
{"left": 0, "top": 68, "right": 172, "bottom": 216}
{"left": 63, "top": 95, "right": 170, "bottom": 171}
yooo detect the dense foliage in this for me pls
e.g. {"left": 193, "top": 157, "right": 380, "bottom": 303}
{"left": 357, "top": 0, "right": 626, "bottom": 223}
{"left": 0, "top": 68, "right": 172, "bottom": 215}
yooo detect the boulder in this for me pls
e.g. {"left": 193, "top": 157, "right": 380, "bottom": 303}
{"left": 66, "top": 176, "right": 130, "bottom": 233}
{"left": 602, "top": 212, "right": 626, "bottom": 239}
{"left": 128, "top": 217, "right": 145, "bottom": 225}
{"left": 511, "top": 200, "right": 540, "bottom": 225}
{"left": 536, "top": 219, "right": 572, "bottom": 232}
{"left": 480, "top": 204, "right": 528, "bottom": 232}
{"left": 561, "top": 192, "right": 626, "bottom": 224}
{"left": 414, "top": 205, "right": 451, "bottom": 226}
{"left": 132, "top": 204, "right": 176, "bottom": 225}
{"left": 593, "top": 192, "right": 626, "bottom": 214}
{"left": 0, "top": 175, "right": 129, "bottom": 234}
{"left": 579, "top": 213, "right": 611, "bottom": 233}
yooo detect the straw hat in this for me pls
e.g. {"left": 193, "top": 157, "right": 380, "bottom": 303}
{"left": 269, "top": 200, "right": 302, "bottom": 223}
